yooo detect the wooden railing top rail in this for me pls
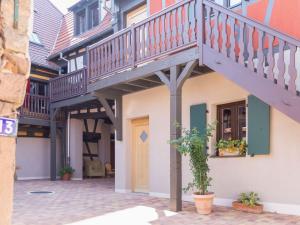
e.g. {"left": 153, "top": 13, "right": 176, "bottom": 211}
{"left": 50, "top": 67, "right": 87, "bottom": 82}
{"left": 88, "top": 0, "right": 194, "bottom": 51}
{"left": 204, "top": 0, "right": 300, "bottom": 47}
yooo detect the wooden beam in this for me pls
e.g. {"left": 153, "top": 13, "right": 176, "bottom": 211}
{"left": 155, "top": 71, "right": 170, "bottom": 89}
{"left": 169, "top": 65, "right": 182, "bottom": 212}
{"left": 50, "top": 108, "right": 59, "bottom": 181}
{"left": 176, "top": 60, "right": 197, "bottom": 89}
{"left": 115, "top": 96, "right": 123, "bottom": 141}
{"left": 94, "top": 93, "right": 117, "bottom": 126}
{"left": 88, "top": 47, "right": 198, "bottom": 92}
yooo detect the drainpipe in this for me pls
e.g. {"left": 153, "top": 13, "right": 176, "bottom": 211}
{"left": 67, "top": 112, "right": 71, "bottom": 166}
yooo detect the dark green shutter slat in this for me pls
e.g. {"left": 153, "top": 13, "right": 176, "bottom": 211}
{"left": 190, "top": 104, "right": 207, "bottom": 151}
{"left": 248, "top": 95, "right": 270, "bottom": 155}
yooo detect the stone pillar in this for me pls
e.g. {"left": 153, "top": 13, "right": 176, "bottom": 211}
{"left": 69, "top": 119, "right": 83, "bottom": 180}
{"left": 0, "top": 1, "right": 31, "bottom": 224}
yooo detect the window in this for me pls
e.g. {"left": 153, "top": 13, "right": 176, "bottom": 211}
{"left": 29, "top": 32, "right": 42, "bottom": 45}
{"left": 88, "top": 2, "right": 99, "bottom": 29}
{"left": 217, "top": 101, "right": 246, "bottom": 141}
{"left": 68, "top": 56, "right": 84, "bottom": 73}
{"left": 76, "top": 10, "right": 86, "bottom": 35}
{"left": 29, "top": 80, "right": 48, "bottom": 96}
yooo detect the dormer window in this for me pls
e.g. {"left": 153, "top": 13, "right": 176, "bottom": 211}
{"left": 76, "top": 9, "right": 86, "bottom": 35}
{"left": 88, "top": 2, "right": 99, "bottom": 29}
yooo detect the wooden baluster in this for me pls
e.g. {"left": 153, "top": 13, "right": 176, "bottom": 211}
{"left": 267, "top": 34, "right": 275, "bottom": 81}
{"left": 247, "top": 25, "right": 254, "bottom": 71}
{"left": 119, "top": 36, "right": 123, "bottom": 67}
{"left": 166, "top": 12, "right": 171, "bottom": 50}
{"left": 100, "top": 45, "right": 104, "bottom": 74}
{"left": 115, "top": 37, "right": 120, "bottom": 68}
{"left": 95, "top": 47, "right": 99, "bottom": 76}
{"left": 136, "top": 26, "right": 141, "bottom": 61}
{"left": 221, "top": 12, "right": 228, "bottom": 56}
{"left": 213, "top": 8, "right": 219, "bottom": 51}
{"left": 288, "top": 44, "right": 297, "bottom": 94}
{"left": 277, "top": 39, "right": 286, "bottom": 88}
{"left": 161, "top": 14, "right": 166, "bottom": 52}
{"left": 190, "top": 0, "right": 196, "bottom": 42}
{"left": 205, "top": 6, "right": 212, "bottom": 47}
{"left": 257, "top": 29, "right": 265, "bottom": 75}
{"left": 171, "top": 8, "right": 177, "bottom": 49}
{"left": 155, "top": 17, "right": 161, "bottom": 55}
{"left": 238, "top": 21, "right": 245, "bottom": 65}
{"left": 141, "top": 24, "right": 146, "bottom": 59}
{"left": 177, "top": 5, "right": 183, "bottom": 46}
{"left": 125, "top": 32, "right": 129, "bottom": 65}
{"left": 150, "top": 19, "right": 155, "bottom": 56}
{"left": 183, "top": 2, "right": 190, "bottom": 45}
{"left": 229, "top": 16, "right": 236, "bottom": 61}
{"left": 145, "top": 22, "right": 150, "bottom": 57}
{"left": 111, "top": 38, "right": 116, "bottom": 71}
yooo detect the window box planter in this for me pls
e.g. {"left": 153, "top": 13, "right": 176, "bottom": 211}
{"left": 218, "top": 147, "right": 240, "bottom": 156}
{"left": 232, "top": 201, "right": 263, "bottom": 214}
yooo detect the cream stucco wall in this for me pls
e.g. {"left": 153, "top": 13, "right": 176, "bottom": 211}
{"left": 115, "top": 72, "right": 300, "bottom": 214}
{"left": 16, "top": 137, "right": 61, "bottom": 180}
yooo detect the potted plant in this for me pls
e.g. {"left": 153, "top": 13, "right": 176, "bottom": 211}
{"left": 59, "top": 166, "right": 75, "bottom": 181}
{"left": 216, "top": 139, "right": 247, "bottom": 156}
{"left": 170, "top": 125, "right": 215, "bottom": 214}
{"left": 232, "top": 192, "right": 263, "bottom": 214}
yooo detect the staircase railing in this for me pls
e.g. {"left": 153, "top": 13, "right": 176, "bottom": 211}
{"left": 50, "top": 68, "right": 88, "bottom": 102}
{"left": 202, "top": 0, "right": 300, "bottom": 97}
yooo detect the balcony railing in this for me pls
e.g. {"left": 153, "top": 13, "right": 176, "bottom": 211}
{"left": 50, "top": 68, "right": 87, "bottom": 102}
{"left": 49, "top": 0, "right": 300, "bottom": 103}
{"left": 88, "top": 0, "right": 199, "bottom": 82}
{"left": 20, "top": 93, "right": 50, "bottom": 120}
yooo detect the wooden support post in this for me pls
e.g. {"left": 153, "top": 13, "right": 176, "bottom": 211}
{"left": 155, "top": 60, "right": 197, "bottom": 212}
{"left": 196, "top": 0, "right": 204, "bottom": 65}
{"left": 169, "top": 65, "right": 182, "bottom": 212}
{"left": 115, "top": 96, "right": 123, "bottom": 141}
{"left": 50, "top": 108, "right": 58, "bottom": 181}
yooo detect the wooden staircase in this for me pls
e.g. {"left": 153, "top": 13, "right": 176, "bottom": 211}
{"left": 201, "top": 0, "right": 300, "bottom": 123}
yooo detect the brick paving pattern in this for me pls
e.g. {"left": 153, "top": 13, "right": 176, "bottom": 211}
{"left": 13, "top": 179, "right": 300, "bottom": 225}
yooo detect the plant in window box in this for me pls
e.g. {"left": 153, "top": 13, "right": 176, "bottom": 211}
{"left": 232, "top": 192, "right": 263, "bottom": 214}
{"left": 216, "top": 139, "right": 247, "bottom": 156}
{"left": 169, "top": 124, "right": 215, "bottom": 215}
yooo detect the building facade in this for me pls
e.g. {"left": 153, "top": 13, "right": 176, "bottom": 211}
{"left": 18, "top": 0, "right": 300, "bottom": 216}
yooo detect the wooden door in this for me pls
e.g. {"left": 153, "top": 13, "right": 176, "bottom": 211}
{"left": 132, "top": 117, "right": 149, "bottom": 193}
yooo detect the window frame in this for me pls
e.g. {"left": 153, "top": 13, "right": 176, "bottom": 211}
{"left": 88, "top": 2, "right": 99, "bottom": 29}
{"left": 216, "top": 100, "right": 246, "bottom": 142}
{"left": 75, "top": 9, "right": 86, "bottom": 35}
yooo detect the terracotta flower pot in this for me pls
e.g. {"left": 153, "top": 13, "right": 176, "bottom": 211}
{"left": 193, "top": 193, "right": 214, "bottom": 215}
{"left": 232, "top": 201, "right": 263, "bottom": 214}
{"left": 61, "top": 173, "right": 72, "bottom": 181}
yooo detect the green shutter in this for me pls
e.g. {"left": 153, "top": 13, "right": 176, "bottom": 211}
{"left": 190, "top": 103, "right": 207, "bottom": 138}
{"left": 248, "top": 95, "right": 270, "bottom": 155}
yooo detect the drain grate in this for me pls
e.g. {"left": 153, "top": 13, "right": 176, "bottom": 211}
{"left": 28, "top": 191, "right": 54, "bottom": 195}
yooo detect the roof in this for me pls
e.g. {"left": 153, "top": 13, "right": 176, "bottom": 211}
{"left": 50, "top": 11, "right": 113, "bottom": 58}
{"left": 30, "top": 0, "right": 63, "bottom": 71}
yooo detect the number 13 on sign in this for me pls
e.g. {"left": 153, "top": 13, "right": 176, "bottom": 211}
{"left": 0, "top": 117, "right": 18, "bottom": 137}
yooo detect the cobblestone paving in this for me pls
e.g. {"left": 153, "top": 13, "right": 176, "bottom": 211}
{"left": 13, "top": 179, "right": 300, "bottom": 225}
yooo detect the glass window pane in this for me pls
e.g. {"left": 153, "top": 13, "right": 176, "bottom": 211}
{"left": 238, "top": 105, "right": 247, "bottom": 140}
{"left": 221, "top": 108, "right": 232, "bottom": 140}
{"left": 76, "top": 56, "right": 84, "bottom": 70}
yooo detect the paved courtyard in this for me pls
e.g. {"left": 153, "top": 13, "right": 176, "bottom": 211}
{"left": 13, "top": 178, "right": 300, "bottom": 225}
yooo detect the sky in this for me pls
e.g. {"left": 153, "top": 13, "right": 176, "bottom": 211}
{"left": 50, "top": 0, "right": 80, "bottom": 14}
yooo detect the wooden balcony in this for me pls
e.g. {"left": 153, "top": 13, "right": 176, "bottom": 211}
{"left": 20, "top": 93, "right": 50, "bottom": 120}
{"left": 49, "top": 0, "right": 300, "bottom": 122}
{"left": 50, "top": 68, "right": 87, "bottom": 102}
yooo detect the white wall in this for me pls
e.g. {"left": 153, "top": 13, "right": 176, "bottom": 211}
{"left": 116, "top": 72, "right": 300, "bottom": 215}
{"left": 70, "top": 119, "right": 83, "bottom": 180}
{"left": 16, "top": 137, "right": 61, "bottom": 180}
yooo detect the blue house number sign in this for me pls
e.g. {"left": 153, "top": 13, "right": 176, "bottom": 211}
{"left": 0, "top": 117, "right": 18, "bottom": 137}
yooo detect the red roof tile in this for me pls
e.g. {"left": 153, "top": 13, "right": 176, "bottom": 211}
{"left": 50, "top": 11, "right": 112, "bottom": 56}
